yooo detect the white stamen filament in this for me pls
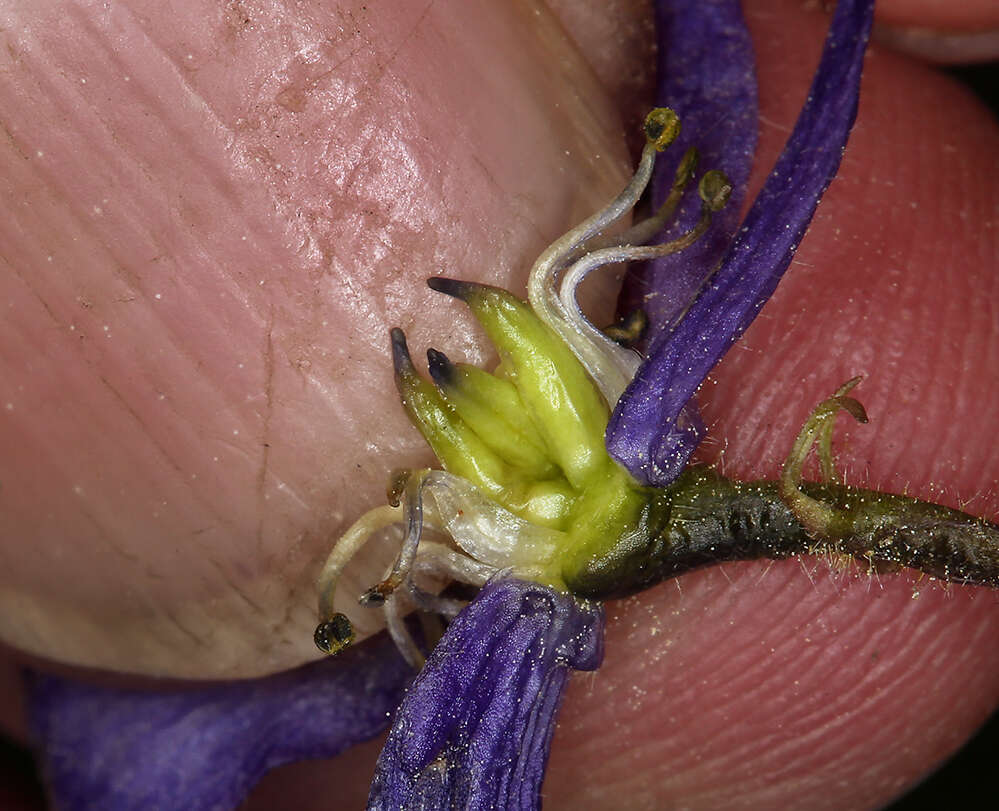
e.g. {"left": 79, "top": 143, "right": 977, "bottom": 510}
{"left": 384, "top": 592, "right": 424, "bottom": 668}
{"left": 316, "top": 470, "right": 555, "bottom": 659}
{"left": 420, "top": 471, "right": 563, "bottom": 572}
{"left": 405, "top": 582, "right": 467, "bottom": 620}
{"left": 555, "top": 208, "right": 714, "bottom": 406}
{"left": 359, "top": 469, "right": 433, "bottom": 605}
{"left": 316, "top": 504, "right": 401, "bottom": 623}
{"left": 527, "top": 142, "right": 658, "bottom": 360}
{"left": 410, "top": 540, "right": 497, "bottom": 588}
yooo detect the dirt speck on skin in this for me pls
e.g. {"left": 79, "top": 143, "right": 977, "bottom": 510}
{"left": 223, "top": 0, "right": 255, "bottom": 40}
{"left": 276, "top": 86, "right": 307, "bottom": 113}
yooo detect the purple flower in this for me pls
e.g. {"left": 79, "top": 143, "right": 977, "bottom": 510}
{"left": 26, "top": 1, "right": 875, "bottom": 809}
{"left": 619, "top": 0, "right": 757, "bottom": 338}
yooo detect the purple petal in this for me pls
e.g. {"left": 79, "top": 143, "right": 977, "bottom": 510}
{"left": 619, "top": 0, "right": 757, "bottom": 334}
{"left": 607, "top": 0, "right": 876, "bottom": 486}
{"left": 367, "top": 579, "right": 604, "bottom": 811}
{"left": 27, "top": 633, "right": 414, "bottom": 811}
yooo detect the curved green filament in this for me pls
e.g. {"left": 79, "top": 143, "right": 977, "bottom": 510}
{"left": 779, "top": 377, "right": 868, "bottom": 540}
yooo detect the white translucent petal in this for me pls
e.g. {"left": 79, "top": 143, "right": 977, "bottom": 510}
{"left": 421, "top": 471, "right": 564, "bottom": 572}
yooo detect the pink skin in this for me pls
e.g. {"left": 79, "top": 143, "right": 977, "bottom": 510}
{"left": 875, "top": 0, "right": 999, "bottom": 31}
{"left": 872, "top": 1, "right": 999, "bottom": 65}
{"left": 0, "top": 0, "right": 630, "bottom": 678}
{"left": 0, "top": 0, "right": 996, "bottom": 808}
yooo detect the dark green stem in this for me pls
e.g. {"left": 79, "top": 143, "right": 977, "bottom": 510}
{"left": 566, "top": 466, "right": 999, "bottom": 600}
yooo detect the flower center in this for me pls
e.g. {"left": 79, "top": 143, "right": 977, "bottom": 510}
{"left": 314, "top": 109, "right": 731, "bottom": 666}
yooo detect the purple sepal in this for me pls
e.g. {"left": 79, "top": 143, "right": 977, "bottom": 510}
{"left": 608, "top": 0, "right": 875, "bottom": 486}
{"left": 613, "top": 0, "right": 757, "bottom": 480}
{"left": 27, "top": 632, "right": 414, "bottom": 811}
{"left": 367, "top": 578, "right": 604, "bottom": 811}
{"left": 620, "top": 0, "right": 757, "bottom": 334}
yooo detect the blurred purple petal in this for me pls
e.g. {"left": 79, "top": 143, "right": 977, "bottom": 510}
{"left": 367, "top": 579, "right": 604, "bottom": 811}
{"left": 27, "top": 633, "right": 414, "bottom": 811}
{"left": 608, "top": 0, "right": 875, "bottom": 485}
{"left": 621, "top": 0, "right": 757, "bottom": 334}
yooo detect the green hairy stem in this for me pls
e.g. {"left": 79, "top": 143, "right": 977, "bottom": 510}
{"left": 565, "top": 466, "right": 999, "bottom": 599}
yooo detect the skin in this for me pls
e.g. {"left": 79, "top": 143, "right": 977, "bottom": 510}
{"left": 0, "top": 0, "right": 631, "bottom": 677}
{"left": 0, "top": 0, "right": 996, "bottom": 809}
{"left": 875, "top": 0, "right": 999, "bottom": 31}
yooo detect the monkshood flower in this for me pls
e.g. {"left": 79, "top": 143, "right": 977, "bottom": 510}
{"left": 25, "top": 1, "right": 999, "bottom": 810}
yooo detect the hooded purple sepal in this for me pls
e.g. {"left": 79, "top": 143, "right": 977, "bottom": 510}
{"left": 607, "top": 0, "right": 875, "bottom": 486}
{"left": 26, "top": 631, "right": 414, "bottom": 811}
{"left": 367, "top": 578, "right": 604, "bottom": 811}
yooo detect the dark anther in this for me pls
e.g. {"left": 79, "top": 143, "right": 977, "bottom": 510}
{"left": 360, "top": 576, "right": 400, "bottom": 606}
{"left": 314, "top": 612, "right": 355, "bottom": 654}
{"left": 604, "top": 310, "right": 648, "bottom": 348}
{"left": 359, "top": 588, "right": 386, "bottom": 606}
{"left": 643, "top": 107, "right": 681, "bottom": 151}
{"left": 386, "top": 469, "right": 411, "bottom": 507}
{"left": 426, "top": 348, "right": 456, "bottom": 387}
{"left": 675, "top": 147, "right": 699, "bottom": 187}
{"left": 699, "top": 170, "right": 733, "bottom": 212}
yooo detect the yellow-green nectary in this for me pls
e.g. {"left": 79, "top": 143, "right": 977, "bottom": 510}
{"left": 393, "top": 279, "right": 665, "bottom": 593}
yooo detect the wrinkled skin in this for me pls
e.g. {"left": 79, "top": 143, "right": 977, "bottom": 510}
{"left": 0, "top": 0, "right": 997, "bottom": 809}
{"left": 0, "top": 0, "right": 633, "bottom": 676}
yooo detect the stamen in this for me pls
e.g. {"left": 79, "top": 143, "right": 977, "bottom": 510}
{"left": 526, "top": 109, "right": 679, "bottom": 355}
{"left": 318, "top": 466, "right": 552, "bottom": 659}
{"left": 384, "top": 592, "right": 425, "bottom": 669}
{"left": 603, "top": 309, "right": 648, "bottom": 347}
{"left": 313, "top": 613, "right": 354, "bottom": 657}
{"left": 386, "top": 468, "right": 411, "bottom": 507}
{"left": 517, "top": 104, "right": 731, "bottom": 410}
{"left": 394, "top": 540, "right": 499, "bottom": 664}
{"left": 410, "top": 540, "right": 496, "bottom": 589}
{"left": 554, "top": 170, "right": 733, "bottom": 406}
{"left": 374, "top": 469, "right": 564, "bottom": 592}
{"left": 417, "top": 470, "right": 563, "bottom": 574}
{"left": 314, "top": 504, "right": 401, "bottom": 654}
{"left": 592, "top": 146, "right": 700, "bottom": 251}
{"left": 405, "top": 582, "right": 468, "bottom": 620}
{"left": 779, "top": 377, "right": 869, "bottom": 539}
{"left": 361, "top": 469, "right": 432, "bottom": 606}
{"left": 369, "top": 503, "right": 508, "bottom": 668}
{"left": 698, "top": 169, "right": 733, "bottom": 213}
